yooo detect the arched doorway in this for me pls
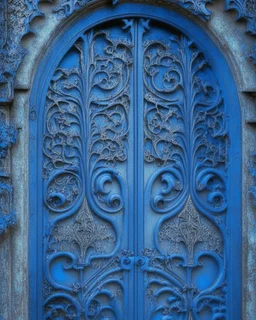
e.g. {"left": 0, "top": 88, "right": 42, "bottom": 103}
{"left": 29, "top": 4, "right": 241, "bottom": 319}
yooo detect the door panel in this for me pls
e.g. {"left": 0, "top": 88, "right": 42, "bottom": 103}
{"left": 141, "top": 21, "right": 227, "bottom": 319}
{"left": 34, "top": 14, "right": 239, "bottom": 320}
{"left": 43, "top": 20, "right": 134, "bottom": 319}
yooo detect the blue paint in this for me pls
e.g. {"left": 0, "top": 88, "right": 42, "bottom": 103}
{"left": 29, "top": 4, "right": 242, "bottom": 319}
{"left": 2, "top": 0, "right": 256, "bottom": 104}
{"left": 53, "top": 0, "right": 211, "bottom": 20}
{"left": 0, "top": 119, "right": 16, "bottom": 159}
{"left": 0, "top": 114, "right": 17, "bottom": 235}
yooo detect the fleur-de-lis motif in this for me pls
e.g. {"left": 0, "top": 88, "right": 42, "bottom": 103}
{"left": 159, "top": 198, "right": 223, "bottom": 265}
{"left": 52, "top": 199, "right": 114, "bottom": 264}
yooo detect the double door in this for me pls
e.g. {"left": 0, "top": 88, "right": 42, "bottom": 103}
{"left": 41, "top": 17, "right": 231, "bottom": 319}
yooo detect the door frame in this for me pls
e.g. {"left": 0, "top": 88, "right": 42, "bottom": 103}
{"left": 29, "top": 4, "right": 242, "bottom": 319}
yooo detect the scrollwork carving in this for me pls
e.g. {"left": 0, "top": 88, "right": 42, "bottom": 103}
{"left": 159, "top": 197, "right": 223, "bottom": 264}
{"left": 44, "top": 294, "right": 81, "bottom": 319}
{"left": 147, "top": 167, "right": 184, "bottom": 213}
{"left": 144, "top": 31, "right": 228, "bottom": 215}
{"left": 42, "top": 21, "right": 132, "bottom": 318}
{"left": 142, "top": 24, "right": 228, "bottom": 319}
{"left": 139, "top": 198, "right": 225, "bottom": 319}
{"left": 39, "top": 16, "right": 237, "bottom": 319}
{"left": 44, "top": 197, "right": 126, "bottom": 318}
{"left": 196, "top": 168, "right": 227, "bottom": 213}
{"left": 45, "top": 171, "right": 82, "bottom": 212}
{"left": 92, "top": 169, "right": 124, "bottom": 213}
{"left": 43, "top": 67, "right": 84, "bottom": 180}
{"left": 1, "top": 0, "right": 256, "bottom": 106}
{"left": 87, "top": 26, "right": 132, "bottom": 216}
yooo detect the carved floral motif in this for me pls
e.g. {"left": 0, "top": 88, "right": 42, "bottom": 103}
{"left": 51, "top": 199, "right": 114, "bottom": 263}
{"left": 1, "top": 0, "right": 256, "bottom": 103}
{"left": 159, "top": 197, "right": 223, "bottom": 265}
{"left": 144, "top": 32, "right": 228, "bottom": 214}
{"left": 40, "top": 17, "right": 233, "bottom": 319}
{"left": 43, "top": 21, "right": 132, "bottom": 318}
{"left": 143, "top": 23, "right": 228, "bottom": 319}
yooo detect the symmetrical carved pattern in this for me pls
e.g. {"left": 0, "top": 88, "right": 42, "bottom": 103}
{"left": 143, "top": 23, "right": 228, "bottom": 319}
{"left": 51, "top": 199, "right": 114, "bottom": 263}
{"left": 140, "top": 244, "right": 227, "bottom": 319}
{"left": 157, "top": 199, "right": 224, "bottom": 318}
{"left": 1, "top": 0, "right": 256, "bottom": 105}
{"left": 159, "top": 198, "right": 223, "bottom": 263}
{"left": 53, "top": 0, "right": 211, "bottom": 20}
{"left": 38, "top": 17, "right": 235, "bottom": 319}
{"left": 42, "top": 21, "right": 132, "bottom": 318}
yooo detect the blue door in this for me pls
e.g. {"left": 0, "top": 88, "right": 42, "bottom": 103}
{"left": 30, "top": 6, "right": 241, "bottom": 319}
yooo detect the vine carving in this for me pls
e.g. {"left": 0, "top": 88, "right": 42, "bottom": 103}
{"left": 35, "top": 13, "right": 238, "bottom": 320}
{"left": 42, "top": 21, "right": 132, "bottom": 318}
{"left": 143, "top": 22, "right": 228, "bottom": 319}
{"left": 1, "top": 0, "right": 256, "bottom": 104}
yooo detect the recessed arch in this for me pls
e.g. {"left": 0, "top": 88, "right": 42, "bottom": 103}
{"left": 29, "top": 4, "right": 242, "bottom": 319}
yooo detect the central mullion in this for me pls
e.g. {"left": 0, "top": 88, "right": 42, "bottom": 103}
{"left": 133, "top": 19, "right": 145, "bottom": 320}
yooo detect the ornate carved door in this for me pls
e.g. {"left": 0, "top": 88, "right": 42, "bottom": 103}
{"left": 30, "top": 7, "right": 241, "bottom": 320}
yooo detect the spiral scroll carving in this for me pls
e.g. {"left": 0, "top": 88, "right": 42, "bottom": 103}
{"left": 42, "top": 22, "right": 133, "bottom": 318}
{"left": 40, "top": 18, "right": 234, "bottom": 319}
{"left": 142, "top": 22, "right": 229, "bottom": 319}
{"left": 140, "top": 198, "right": 225, "bottom": 319}
{"left": 144, "top": 33, "right": 228, "bottom": 215}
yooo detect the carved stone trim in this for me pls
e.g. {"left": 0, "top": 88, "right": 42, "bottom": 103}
{"left": 0, "top": 0, "right": 42, "bottom": 104}
{"left": 0, "top": 107, "right": 17, "bottom": 235}
{"left": 225, "top": 0, "right": 256, "bottom": 64}
{"left": 53, "top": 0, "right": 212, "bottom": 20}
{"left": 1, "top": 0, "right": 256, "bottom": 104}
{"left": 225, "top": 0, "right": 256, "bottom": 35}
